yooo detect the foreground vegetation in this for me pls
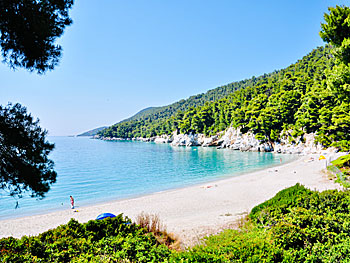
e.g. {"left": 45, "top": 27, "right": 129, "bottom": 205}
{"left": 177, "top": 184, "right": 350, "bottom": 262}
{"left": 0, "top": 214, "right": 172, "bottom": 262}
{"left": 327, "top": 154, "right": 350, "bottom": 189}
{"left": 332, "top": 154, "right": 350, "bottom": 178}
{"left": 2, "top": 183, "right": 350, "bottom": 262}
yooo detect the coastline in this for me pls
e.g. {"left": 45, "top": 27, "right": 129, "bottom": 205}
{"left": 0, "top": 153, "right": 343, "bottom": 247}
{"left": 0, "top": 147, "right": 297, "bottom": 221}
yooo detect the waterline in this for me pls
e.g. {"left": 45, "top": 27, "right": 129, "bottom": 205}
{"left": 0, "top": 137, "right": 297, "bottom": 220}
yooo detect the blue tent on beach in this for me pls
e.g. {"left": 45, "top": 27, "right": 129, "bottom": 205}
{"left": 96, "top": 213, "right": 116, "bottom": 220}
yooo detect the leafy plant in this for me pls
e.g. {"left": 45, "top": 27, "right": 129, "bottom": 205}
{"left": 0, "top": 214, "right": 172, "bottom": 262}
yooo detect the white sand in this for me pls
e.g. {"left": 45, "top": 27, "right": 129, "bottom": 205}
{"left": 0, "top": 154, "right": 343, "bottom": 247}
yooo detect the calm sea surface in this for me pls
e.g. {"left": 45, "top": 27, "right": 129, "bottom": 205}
{"left": 0, "top": 136, "right": 297, "bottom": 220}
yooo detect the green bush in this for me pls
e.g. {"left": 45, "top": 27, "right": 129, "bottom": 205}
{"left": 332, "top": 154, "right": 350, "bottom": 176}
{"left": 249, "top": 184, "right": 313, "bottom": 225}
{"left": 174, "top": 184, "right": 350, "bottom": 262}
{"left": 0, "top": 214, "right": 171, "bottom": 262}
{"left": 3, "top": 185, "right": 350, "bottom": 262}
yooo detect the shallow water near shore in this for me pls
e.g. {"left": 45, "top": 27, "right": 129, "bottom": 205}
{"left": 0, "top": 136, "right": 297, "bottom": 220}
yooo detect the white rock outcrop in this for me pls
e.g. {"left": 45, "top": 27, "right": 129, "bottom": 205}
{"left": 171, "top": 133, "right": 201, "bottom": 147}
{"left": 153, "top": 134, "right": 173, "bottom": 144}
{"left": 102, "top": 127, "right": 340, "bottom": 155}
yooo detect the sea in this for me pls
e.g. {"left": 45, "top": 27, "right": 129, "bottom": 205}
{"left": 0, "top": 136, "right": 297, "bottom": 220}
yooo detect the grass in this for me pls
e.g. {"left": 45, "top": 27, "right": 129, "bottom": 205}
{"left": 136, "top": 212, "right": 180, "bottom": 250}
{"left": 329, "top": 154, "right": 350, "bottom": 188}
{"left": 332, "top": 154, "right": 350, "bottom": 176}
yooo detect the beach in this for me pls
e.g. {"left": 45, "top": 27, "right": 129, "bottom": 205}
{"left": 0, "top": 154, "right": 343, "bottom": 247}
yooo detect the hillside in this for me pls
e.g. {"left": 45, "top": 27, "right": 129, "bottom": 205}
{"left": 100, "top": 6, "right": 350, "bottom": 151}
{"left": 98, "top": 72, "right": 280, "bottom": 136}
{"left": 120, "top": 107, "right": 158, "bottom": 123}
{"left": 99, "top": 45, "right": 346, "bottom": 148}
{"left": 77, "top": 126, "right": 108, "bottom": 137}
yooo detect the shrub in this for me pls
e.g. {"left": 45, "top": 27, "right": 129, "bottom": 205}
{"left": 3, "top": 185, "right": 350, "bottom": 262}
{"left": 136, "top": 212, "right": 180, "bottom": 250}
{"left": 0, "top": 215, "right": 171, "bottom": 262}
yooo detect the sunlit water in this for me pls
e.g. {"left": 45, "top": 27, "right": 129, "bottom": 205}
{"left": 0, "top": 136, "right": 297, "bottom": 220}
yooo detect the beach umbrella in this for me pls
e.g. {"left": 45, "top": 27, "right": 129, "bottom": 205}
{"left": 96, "top": 213, "right": 116, "bottom": 220}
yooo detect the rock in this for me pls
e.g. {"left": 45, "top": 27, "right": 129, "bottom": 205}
{"left": 199, "top": 135, "right": 217, "bottom": 147}
{"left": 240, "top": 145, "right": 251, "bottom": 151}
{"left": 171, "top": 133, "right": 200, "bottom": 147}
{"left": 154, "top": 135, "right": 172, "bottom": 144}
{"left": 100, "top": 126, "right": 339, "bottom": 154}
{"left": 229, "top": 144, "right": 240, "bottom": 150}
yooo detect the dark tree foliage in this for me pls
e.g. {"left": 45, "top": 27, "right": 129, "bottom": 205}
{"left": 318, "top": 5, "right": 350, "bottom": 150}
{"left": 0, "top": 103, "right": 56, "bottom": 199}
{"left": 0, "top": 0, "right": 73, "bottom": 73}
{"left": 320, "top": 5, "right": 350, "bottom": 46}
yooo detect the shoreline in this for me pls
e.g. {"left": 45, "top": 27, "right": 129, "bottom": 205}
{"left": 0, "top": 151, "right": 297, "bottom": 221}
{"left": 0, "top": 153, "right": 343, "bottom": 247}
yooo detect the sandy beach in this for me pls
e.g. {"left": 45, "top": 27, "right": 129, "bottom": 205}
{"left": 0, "top": 154, "right": 343, "bottom": 247}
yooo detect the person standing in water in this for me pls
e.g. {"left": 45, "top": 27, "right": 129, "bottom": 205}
{"left": 70, "top": 195, "right": 74, "bottom": 209}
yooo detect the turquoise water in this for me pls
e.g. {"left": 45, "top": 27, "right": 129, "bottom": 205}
{"left": 0, "top": 136, "right": 296, "bottom": 220}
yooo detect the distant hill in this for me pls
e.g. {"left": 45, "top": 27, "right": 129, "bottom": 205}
{"left": 77, "top": 126, "right": 108, "bottom": 137}
{"left": 121, "top": 107, "right": 157, "bottom": 122}
{"left": 114, "top": 77, "right": 266, "bottom": 125}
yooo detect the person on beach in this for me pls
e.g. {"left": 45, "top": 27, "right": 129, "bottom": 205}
{"left": 70, "top": 195, "right": 74, "bottom": 209}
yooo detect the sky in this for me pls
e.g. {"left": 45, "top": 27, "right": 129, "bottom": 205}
{"left": 0, "top": 0, "right": 348, "bottom": 136}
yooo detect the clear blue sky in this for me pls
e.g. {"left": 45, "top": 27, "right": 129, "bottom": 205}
{"left": 0, "top": 0, "right": 347, "bottom": 136}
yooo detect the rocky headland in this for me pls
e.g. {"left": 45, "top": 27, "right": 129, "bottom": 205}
{"left": 98, "top": 127, "right": 339, "bottom": 155}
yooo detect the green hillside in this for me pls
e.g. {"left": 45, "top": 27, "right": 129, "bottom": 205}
{"left": 77, "top": 126, "right": 108, "bottom": 137}
{"left": 124, "top": 73, "right": 279, "bottom": 121}
{"left": 121, "top": 107, "right": 157, "bottom": 122}
{"left": 99, "top": 46, "right": 337, "bottom": 143}
{"left": 98, "top": 71, "right": 280, "bottom": 137}
{"left": 100, "top": 5, "right": 350, "bottom": 151}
